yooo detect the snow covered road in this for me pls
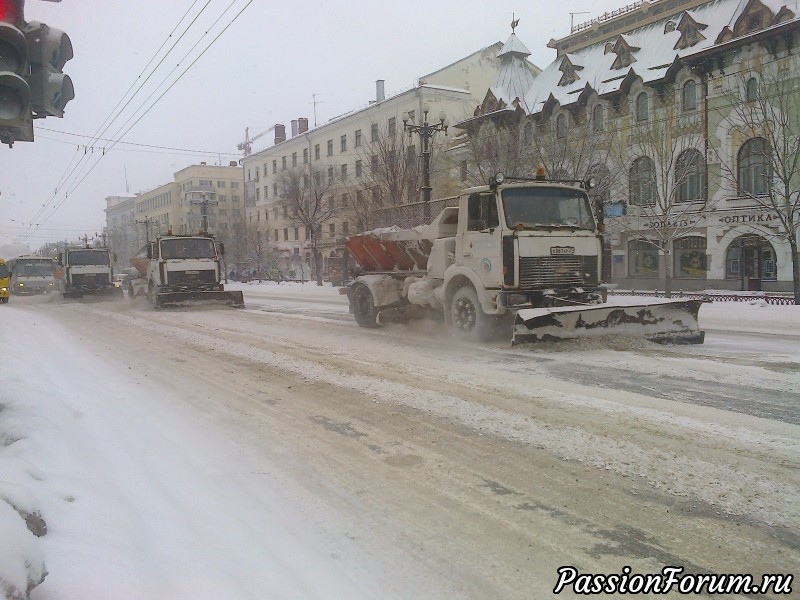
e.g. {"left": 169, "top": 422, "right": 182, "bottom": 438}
{"left": 2, "top": 285, "right": 798, "bottom": 599}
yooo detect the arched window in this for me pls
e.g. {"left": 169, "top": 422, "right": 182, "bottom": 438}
{"left": 635, "top": 92, "right": 649, "bottom": 122}
{"left": 675, "top": 149, "right": 705, "bottom": 202}
{"left": 738, "top": 137, "right": 771, "bottom": 196}
{"left": 592, "top": 104, "right": 604, "bottom": 132}
{"left": 628, "top": 240, "right": 659, "bottom": 278}
{"left": 523, "top": 121, "right": 533, "bottom": 146}
{"left": 556, "top": 114, "right": 567, "bottom": 139}
{"left": 745, "top": 77, "right": 759, "bottom": 102}
{"left": 629, "top": 156, "right": 656, "bottom": 206}
{"left": 674, "top": 236, "right": 707, "bottom": 278}
{"left": 682, "top": 80, "right": 697, "bottom": 112}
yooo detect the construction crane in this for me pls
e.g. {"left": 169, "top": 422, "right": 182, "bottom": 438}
{"left": 238, "top": 125, "right": 276, "bottom": 157}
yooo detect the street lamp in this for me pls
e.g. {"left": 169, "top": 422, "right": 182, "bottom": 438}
{"left": 402, "top": 103, "right": 448, "bottom": 219}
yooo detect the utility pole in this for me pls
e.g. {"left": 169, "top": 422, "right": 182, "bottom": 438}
{"left": 135, "top": 217, "right": 156, "bottom": 245}
{"left": 189, "top": 193, "right": 218, "bottom": 234}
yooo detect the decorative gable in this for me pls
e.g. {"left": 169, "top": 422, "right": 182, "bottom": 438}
{"left": 733, "top": 0, "right": 774, "bottom": 37}
{"left": 774, "top": 6, "right": 796, "bottom": 24}
{"left": 609, "top": 35, "right": 640, "bottom": 70}
{"left": 557, "top": 55, "right": 584, "bottom": 87}
{"left": 673, "top": 12, "right": 708, "bottom": 50}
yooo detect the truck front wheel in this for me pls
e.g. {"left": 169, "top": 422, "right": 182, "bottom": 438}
{"left": 351, "top": 284, "right": 379, "bottom": 328}
{"left": 450, "top": 285, "right": 493, "bottom": 342}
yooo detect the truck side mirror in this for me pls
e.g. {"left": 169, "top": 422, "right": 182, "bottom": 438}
{"left": 113, "top": 253, "right": 118, "bottom": 263}
{"left": 146, "top": 246, "right": 152, "bottom": 259}
{"left": 218, "top": 243, "right": 226, "bottom": 256}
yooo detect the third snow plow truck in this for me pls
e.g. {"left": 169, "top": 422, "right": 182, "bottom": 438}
{"left": 344, "top": 172, "right": 704, "bottom": 345}
{"left": 127, "top": 233, "right": 243, "bottom": 309}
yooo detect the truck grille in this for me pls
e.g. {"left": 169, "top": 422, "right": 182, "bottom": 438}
{"left": 518, "top": 256, "right": 598, "bottom": 289}
{"left": 167, "top": 269, "right": 217, "bottom": 285}
{"left": 72, "top": 273, "right": 109, "bottom": 287}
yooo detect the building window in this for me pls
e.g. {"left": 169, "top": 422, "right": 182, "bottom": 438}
{"left": 523, "top": 121, "right": 534, "bottom": 145}
{"left": 682, "top": 80, "right": 697, "bottom": 112}
{"left": 592, "top": 104, "right": 604, "bottom": 132}
{"left": 281, "top": 156, "right": 287, "bottom": 170}
{"left": 329, "top": 223, "right": 335, "bottom": 237}
{"left": 327, "top": 140, "right": 333, "bottom": 156}
{"left": 340, "top": 194, "right": 348, "bottom": 208}
{"left": 314, "top": 144, "right": 320, "bottom": 160}
{"left": 355, "top": 129, "right": 362, "bottom": 147}
{"left": 326, "top": 166, "right": 333, "bottom": 183}
{"left": 628, "top": 240, "right": 659, "bottom": 278}
{"left": 283, "top": 228, "right": 289, "bottom": 241}
{"left": 314, "top": 172, "right": 321, "bottom": 186}
{"left": 292, "top": 152, "right": 297, "bottom": 167}
{"left": 738, "top": 137, "right": 771, "bottom": 196}
{"left": 675, "top": 149, "right": 705, "bottom": 202}
{"left": 635, "top": 91, "right": 649, "bottom": 122}
{"left": 372, "top": 187, "right": 381, "bottom": 206}
{"left": 388, "top": 117, "right": 396, "bottom": 137}
{"left": 674, "top": 236, "right": 707, "bottom": 278}
{"left": 272, "top": 160, "right": 277, "bottom": 174}
{"left": 371, "top": 123, "right": 378, "bottom": 142}
{"left": 273, "top": 183, "right": 278, "bottom": 197}
{"left": 371, "top": 154, "right": 379, "bottom": 173}
{"left": 746, "top": 77, "right": 759, "bottom": 102}
{"left": 340, "top": 135, "right": 347, "bottom": 152}
{"left": 342, "top": 221, "right": 349, "bottom": 235}
{"left": 293, "top": 227, "right": 299, "bottom": 241}
{"left": 355, "top": 159, "right": 362, "bottom": 177}
{"left": 726, "top": 234, "right": 777, "bottom": 281}
{"left": 629, "top": 156, "right": 657, "bottom": 206}
{"left": 341, "top": 164, "right": 348, "bottom": 180}
{"left": 555, "top": 114, "right": 567, "bottom": 139}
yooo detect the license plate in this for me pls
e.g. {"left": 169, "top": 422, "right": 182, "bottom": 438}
{"left": 550, "top": 246, "right": 575, "bottom": 255}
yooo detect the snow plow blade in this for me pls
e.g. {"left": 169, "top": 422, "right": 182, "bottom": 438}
{"left": 153, "top": 290, "right": 244, "bottom": 309}
{"left": 512, "top": 300, "right": 705, "bottom": 345}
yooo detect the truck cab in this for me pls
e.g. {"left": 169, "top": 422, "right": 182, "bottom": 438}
{"left": 58, "top": 247, "right": 121, "bottom": 299}
{"left": 431, "top": 174, "right": 604, "bottom": 318}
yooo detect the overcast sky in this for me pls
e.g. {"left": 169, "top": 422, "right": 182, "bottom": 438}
{"left": 0, "top": 0, "right": 627, "bottom": 248}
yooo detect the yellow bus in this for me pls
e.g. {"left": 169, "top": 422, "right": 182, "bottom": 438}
{"left": 0, "top": 258, "right": 9, "bottom": 303}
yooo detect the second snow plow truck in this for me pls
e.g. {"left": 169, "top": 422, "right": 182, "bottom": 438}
{"left": 128, "top": 233, "right": 243, "bottom": 308}
{"left": 344, "top": 172, "right": 704, "bottom": 345}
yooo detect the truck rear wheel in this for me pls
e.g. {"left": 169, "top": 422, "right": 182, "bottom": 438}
{"left": 352, "top": 284, "right": 379, "bottom": 328}
{"left": 450, "top": 285, "right": 493, "bottom": 342}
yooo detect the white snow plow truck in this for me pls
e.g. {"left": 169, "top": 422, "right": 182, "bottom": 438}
{"left": 344, "top": 172, "right": 704, "bottom": 345}
{"left": 57, "top": 246, "right": 123, "bottom": 300}
{"left": 127, "top": 233, "right": 244, "bottom": 309}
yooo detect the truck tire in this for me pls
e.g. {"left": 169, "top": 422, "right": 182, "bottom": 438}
{"left": 450, "top": 285, "right": 493, "bottom": 342}
{"left": 352, "top": 284, "right": 379, "bottom": 328}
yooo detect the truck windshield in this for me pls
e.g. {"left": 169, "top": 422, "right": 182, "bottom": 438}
{"left": 161, "top": 238, "right": 216, "bottom": 259}
{"left": 0, "top": 264, "right": 8, "bottom": 278}
{"left": 502, "top": 187, "right": 595, "bottom": 230}
{"left": 69, "top": 250, "right": 110, "bottom": 266}
{"left": 15, "top": 261, "right": 54, "bottom": 277}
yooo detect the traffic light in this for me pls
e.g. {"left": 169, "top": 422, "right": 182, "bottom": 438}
{"left": 0, "top": 0, "right": 33, "bottom": 147}
{"left": 25, "top": 21, "right": 73, "bottom": 118}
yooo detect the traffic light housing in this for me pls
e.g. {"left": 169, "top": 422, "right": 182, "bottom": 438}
{"left": 25, "top": 21, "right": 73, "bottom": 118}
{"left": 0, "top": 0, "right": 33, "bottom": 146}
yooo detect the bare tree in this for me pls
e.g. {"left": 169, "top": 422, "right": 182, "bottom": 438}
{"left": 607, "top": 99, "right": 717, "bottom": 296}
{"left": 711, "top": 69, "right": 800, "bottom": 303}
{"left": 278, "top": 166, "right": 338, "bottom": 285}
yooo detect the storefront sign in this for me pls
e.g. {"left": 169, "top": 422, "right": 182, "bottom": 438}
{"left": 718, "top": 212, "right": 779, "bottom": 225}
{"left": 644, "top": 218, "right": 699, "bottom": 229}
